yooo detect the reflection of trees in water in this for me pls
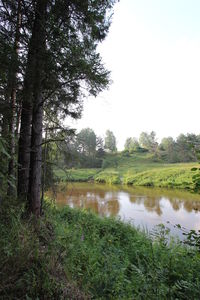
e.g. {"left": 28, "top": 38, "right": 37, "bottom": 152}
{"left": 106, "top": 199, "right": 120, "bottom": 216}
{"left": 143, "top": 197, "right": 163, "bottom": 216}
{"left": 170, "top": 198, "right": 181, "bottom": 211}
{"left": 129, "top": 193, "right": 200, "bottom": 216}
{"left": 183, "top": 200, "right": 200, "bottom": 213}
{"left": 48, "top": 184, "right": 200, "bottom": 217}
{"left": 56, "top": 188, "right": 120, "bottom": 217}
{"left": 129, "top": 195, "right": 146, "bottom": 205}
{"left": 129, "top": 195, "right": 163, "bottom": 215}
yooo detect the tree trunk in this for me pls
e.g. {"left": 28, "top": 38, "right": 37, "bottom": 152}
{"left": 27, "top": 0, "right": 47, "bottom": 216}
{"left": 18, "top": 0, "right": 47, "bottom": 203}
{"left": 17, "top": 97, "right": 32, "bottom": 200}
{"left": 28, "top": 97, "right": 43, "bottom": 216}
{"left": 7, "top": 0, "right": 22, "bottom": 196}
{"left": 41, "top": 129, "right": 48, "bottom": 214}
{"left": 17, "top": 47, "right": 35, "bottom": 200}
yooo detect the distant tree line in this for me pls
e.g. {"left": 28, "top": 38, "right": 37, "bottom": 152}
{"left": 124, "top": 131, "right": 200, "bottom": 163}
{"left": 56, "top": 129, "right": 200, "bottom": 170}
{"left": 58, "top": 128, "right": 117, "bottom": 168}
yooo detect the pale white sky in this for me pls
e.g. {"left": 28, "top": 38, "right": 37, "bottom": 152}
{"left": 70, "top": 0, "right": 200, "bottom": 150}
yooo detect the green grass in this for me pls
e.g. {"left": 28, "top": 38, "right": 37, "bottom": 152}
{"left": 94, "top": 170, "right": 121, "bottom": 184}
{"left": 57, "top": 152, "right": 199, "bottom": 190}
{"left": 123, "top": 165, "right": 198, "bottom": 189}
{"left": 1, "top": 199, "right": 200, "bottom": 299}
{"left": 0, "top": 200, "right": 87, "bottom": 299}
{"left": 54, "top": 168, "right": 100, "bottom": 182}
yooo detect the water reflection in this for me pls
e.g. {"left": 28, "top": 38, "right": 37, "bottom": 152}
{"left": 47, "top": 183, "right": 200, "bottom": 237}
{"left": 50, "top": 185, "right": 120, "bottom": 217}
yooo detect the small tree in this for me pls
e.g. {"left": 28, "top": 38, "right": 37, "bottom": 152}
{"left": 159, "top": 137, "right": 178, "bottom": 162}
{"left": 176, "top": 134, "right": 197, "bottom": 162}
{"left": 124, "top": 137, "right": 139, "bottom": 152}
{"left": 139, "top": 131, "right": 158, "bottom": 153}
{"left": 104, "top": 130, "right": 117, "bottom": 152}
{"left": 76, "top": 128, "right": 97, "bottom": 157}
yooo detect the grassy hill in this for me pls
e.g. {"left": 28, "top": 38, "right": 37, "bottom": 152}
{"left": 55, "top": 152, "right": 199, "bottom": 190}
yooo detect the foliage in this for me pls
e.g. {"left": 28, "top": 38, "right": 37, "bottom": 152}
{"left": 102, "top": 153, "right": 119, "bottom": 169}
{"left": 191, "top": 149, "right": 200, "bottom": 192}
{"left": 54, "top": 168, "right": 100, "bottom": 182}
{"left": 76, "top": 128, "right": 97, "bottom": 157}
{"left": 139, "top": 131, "right": 158, "bottom": 153}
{"left": 56, "top": 152, "right": 199, "bottom": 190}
{"left": 94, "top": 171, "right": 121, "bottom": 184}
{"left": 159, "top": 137, "right": 179, "bottom": 163}
{"left": 60, "top": 128, "right": 104, "bottom": 169}
{"left": 0, "top": 0, "right": 117, "bottom": 213}
{"left": 104, "top": 130, "right": 117, "bottom": 152}
{"left": 124, "top": 137, "right": 139, "bottom": 152}
{"left": 123, "top": 165, "right": 198, "bottom": 189}
{"left": 1, "top": 201, "right": 200, "bottom": 299}
{"left": 191, "top": 166, "right": 200, "bottom": 192}
{"left": 0, "top": 200, "right": 87, "bottom": 299}
{"left": 183, "top": 229, "right": 200, "bottom": 252}
{"left": 50, "top": 207, "right": 200, "bottom": 299}
{"left": 50, "top": 130, "right": 200, "bottom": 188}
{"left": 125, "top": 132, "right": 200, "bottom": 163}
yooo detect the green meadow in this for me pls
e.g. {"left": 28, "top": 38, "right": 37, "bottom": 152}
{"left": 55, "top": 152, "right": 199, "bottom": 190}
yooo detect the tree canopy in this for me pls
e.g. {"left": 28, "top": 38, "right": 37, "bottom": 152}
{"left": 0, "top": 0, "right": 117, "bottom": 215}
{"left": 104, "top": 130, "right": 117, "bottom": 152}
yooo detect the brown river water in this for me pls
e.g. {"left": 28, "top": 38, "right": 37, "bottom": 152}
{"left": 47, "top": 182, "right": 200, "bottom": 239}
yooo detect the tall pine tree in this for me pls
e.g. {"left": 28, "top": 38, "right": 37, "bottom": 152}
{"left": 17, "top": 0, "right": 117, "bottom": 215}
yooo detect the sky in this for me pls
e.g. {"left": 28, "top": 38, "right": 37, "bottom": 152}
{"left": 70, "top": 0, "right": 200, "bottom": 150}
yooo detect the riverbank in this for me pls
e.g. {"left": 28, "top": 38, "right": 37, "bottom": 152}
{"left": 55, "top": 153, "right": 199, "bottom": 190}
{"left": 1, "top": 199, "right": 200, "bottom": 299}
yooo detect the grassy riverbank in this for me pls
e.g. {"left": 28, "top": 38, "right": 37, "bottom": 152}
{"left": 55, "top": 152, "right": 199, "bottom": 190}
{"left": 1, "top": 200, "right": 200, "bottom": 299}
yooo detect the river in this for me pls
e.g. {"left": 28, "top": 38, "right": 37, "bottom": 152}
{"left": 48, "top": 182, "right": 200, "bottom": 239}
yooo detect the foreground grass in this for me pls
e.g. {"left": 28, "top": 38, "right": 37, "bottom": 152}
{"left": 1, "top": 199, "right": 200, "bottom": 299}
{"left": 57, "top": 153, "right": 199, "bottom": 190}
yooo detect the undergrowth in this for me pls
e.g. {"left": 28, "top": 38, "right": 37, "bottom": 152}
{"left": 0, "top": 199, "right": 88, "bottom": 300}
{"left": 1, "top": 199, "right": 200, "bottom": 299}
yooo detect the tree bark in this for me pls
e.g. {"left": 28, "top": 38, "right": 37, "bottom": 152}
{"left": 27, "top": 0, "right": 47, "bottom": 216}
{"left": 17, "top": 96, "right": 32, "bottom": 200}
{"left": 18, "top": 0, "right": 47, "bottom": 203}
{"left": 7, "top": 0, "right": 22, "bottom": 196}
{"left": 28, "top": 96, "right": 43, "bottom": 216}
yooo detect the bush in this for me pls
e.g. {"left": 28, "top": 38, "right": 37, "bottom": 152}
{"left": 135, "top": 146, "right": 149, "bottom": 153}
{"left": 94, "top": 171, "right": 121, "bottom": 184}
{"left": 121, "top": 150, "right": 130, "bottom": 157}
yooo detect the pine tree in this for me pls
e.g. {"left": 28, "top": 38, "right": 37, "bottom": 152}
{"left": 17, "top": 0, "right": 117, "bottom": 215}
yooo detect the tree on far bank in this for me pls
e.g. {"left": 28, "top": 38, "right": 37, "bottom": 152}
{"left": 159, "top": 137, "right": 178, "bottom": 162}
{"left": 176, "top": 134, "right": 198, "bottom": 162}
{"left": 139, "top": 131, "right": 158, "bottom": 153}
{"left": 76, "top": 128, "right": 97, "bottom": 157}
{"left": 124, "top": 137, "right": 139, "bottom": 152}
{"left": 104, "top": 130, "right": 117, "bottom": 152}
